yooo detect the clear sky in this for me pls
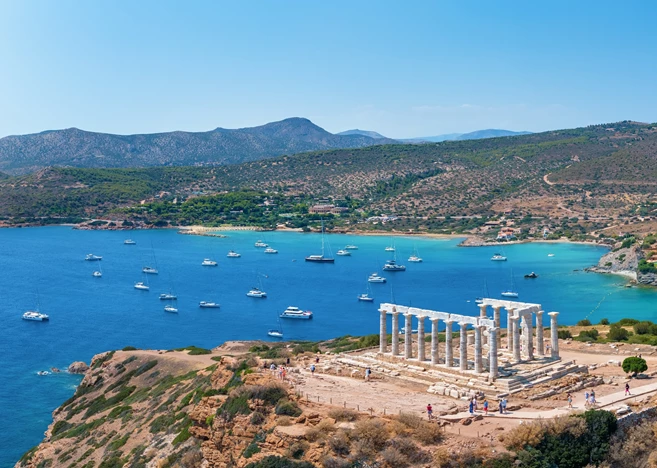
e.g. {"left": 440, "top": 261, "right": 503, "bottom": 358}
{"left": 0, "top": 0, "right": 655, "bottom": 139}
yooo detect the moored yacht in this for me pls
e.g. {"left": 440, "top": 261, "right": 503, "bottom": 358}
{"left": 368, "top": 273, "right": 386, "bottom": 283}
{"left": 306, "top": 219, "right": 334, "bottom": 263}
{"left": 124, "top": 239, "right": 136, "bottom": 245}
{"left": 358, "top": 293, "right": 374, "bottom": 302}
{"left": 501, "top": 290, "right": 519, "bottom": 298}
{"left": 134, "top": 282, "right": 149, "bottom": 291}
{"left": 383, "top": 259, "right": 406, "bottom": 271}
{"left": 280, "top": 306, "right": 313, "bottom": 319}
{"left": 408, "top": 255, "right": 423, "bottom": 263}
{"left": 384, "top": 246, "right": 395, "bottom": 252}
{"left": 227, "top": 250, "right": 241, "bottom": 258}
{"left": 254, "top": 240, "right": 268, "bottom": 248}
{"left": 142, "top": 266, "right": 158, "bottom": 274}
{"left": 22, "top": 311, "right": 49, "bottom": 321}
{"left": 491, "top": 253, "right": 507, "bottom": 261}
{"left": 336, "top": 249, "right": 351, "bottom": 256}
{"left": 201, "top": 258, "right": 218, "bottom": 266}
{"left": 159, "top": 293, "right": 177, "bottom": 300}
{"left": 164, "top": 304, "right": 178, "bottom": 313}
{"left": 264, "top": 247, "right": 278, "bottom": 254}
{"left": 199, "top": 301, "right": 220, "bottom": 308}
{"left": 92, "top": 270, "right": 102, "bottom": 278}
{"left": 85, "top": 254, "right": 102, "bottom": 261}
{"left": 267, "top": 329, "right": 284, "bottom": 338}
{"left": 344, "top": 245, "right": 358, "bottom": 250}
{"left": 246, "top": 287, "right": 267, "bottom": 298}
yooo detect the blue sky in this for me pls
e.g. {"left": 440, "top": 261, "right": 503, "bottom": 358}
{"left": 0, "top": 0, "right": 655, "bottom": 138}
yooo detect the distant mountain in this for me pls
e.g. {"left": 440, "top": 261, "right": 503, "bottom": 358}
{"left": 336, "top": 129, "right": 389, "bottom": 139}
{"left": 403, "top": 129, "right": 531, "bottom": 143}
{"left": 0, "top": 118, "right": 397, "bottom": 175}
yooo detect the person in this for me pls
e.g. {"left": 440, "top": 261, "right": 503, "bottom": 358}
{"left": 270, "top": 363, "right": 276, "bottom": 374}
{"left": 365, "top": 367, "right": 371, "bottom": 381}
{"left": 468, "top": 400, "right": 474, "bottom": 415}
{"left": 427, "top": 404, "right": 433, "bottom": 420}
{"left": 567, "top": 393, "right": 573, "bottom": 409}
{"left": 473, "top": 397, "right": 478, "bottom": 412}
{"left": 282, "top": 367, "right": 287, "bottom": 381}
{"left": 625, "top": 382, "right": 631, "bottom": 396}
{"left": 263, "top": 361, "right": 268, "bottom": 370}
{"left": 584, "top": 391, "right": 590, "bottom": 407}
{"left": 315, "top": 356, "right": 320, "bottom": 364}
{"left": 590, "top": 390, "right": 596, "bottom": 406}
{"left": 499, "top": 400, "right": 504, "bottom": 414}
{"left": 502, "top": 398, "right": 507, "bottom": 414}
{"left": 310, "top": 364, "right": 316, "bottom": 376}
{"left": 483, "top": 399, "right": 489, "bottom": 416}
{"left": 286, "top": 357, "right": 291, "bottom": 366}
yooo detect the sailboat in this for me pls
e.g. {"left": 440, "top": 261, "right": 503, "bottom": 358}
{"left": 384, "top": 237, "right": 396, "bottom": 252}
{"left": 358, "top": 280, "right": 374, "bottom": 302}
{"left": 475, "top": 280, "right": 489, "bottom": 304}
{"left": 383, "top": 251, "right": 406, "bottom": 271}
{"left": 267, "top": 317, "right": 284, "bottom": 338}
{"left": 247, "top": 273, "right": 267, "bottom": 298}
{"left": 134, "top": 273, "right": 150, "bottom": 291}
{"left": 92, "top": 263, "right": 103, "bottom": 277}
{"left": 501, "top": 269, "right": 518, "bottom": 298}
{"left": 408, "top": 244, "right": 423, "bottom": 262}
{"left": 23, "top": 289, "right": 49, "bottom": 321}
{"left": 164, "top": 304, "right": 178, "bottom": 313}
{"left": 305, "top": 220, "right": 334, "bottom": 263}
{"left": 143, "top": 242, "right": 159, "bottom": 274}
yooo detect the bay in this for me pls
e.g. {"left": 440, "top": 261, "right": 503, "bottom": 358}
{"left": 0, "top": 226, "right": 654, "bottom": 466}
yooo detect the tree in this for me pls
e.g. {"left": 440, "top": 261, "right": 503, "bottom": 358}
{"left": 622, "top": 356, "right": 648, "bottom": 377}
{"left": 607, "top": 324, "right": 629, "bottom": 341}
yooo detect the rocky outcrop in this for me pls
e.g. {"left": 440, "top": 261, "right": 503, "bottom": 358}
{"left": 587, "top": 245, "right": 641, "bottom": 280}
{"left": 637, "top": 272, "right": 657, "bottom": 286}
{"left": 66, "top": 361, "right": 88, "bottom": 374}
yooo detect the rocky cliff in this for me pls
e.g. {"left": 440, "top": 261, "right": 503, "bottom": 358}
{"left": 587, "top": 245, "right": 641, "bottom": 281}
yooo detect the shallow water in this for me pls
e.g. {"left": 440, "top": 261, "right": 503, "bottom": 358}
{"left": 0, "top": 227, "right": 654, "bottom": 466}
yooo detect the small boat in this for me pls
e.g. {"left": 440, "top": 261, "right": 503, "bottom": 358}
{"left": 246, "top": 287, "right": 267, "bottom": 298}
{"left": 501, "top": 290, "right": 519, "bottom": 298}
{"left": 358, "top": 293, "right": 374, "bottom": 302}
{"left": 92, "top": 270, "right": 102, "bottom": 278}
{"left": 85, "top": 254, "right": 102, "bottom": 261}
{"left": 134, "top": 282, "right": 149, "bottom": 291}
{"left": 491, "top": 253, "right": 507, "bottom": 261}
{"left": 267, "top": 329, "right": 284, "bottom": 338}
{"left": 264, "top": 247, "right": 278, "bottom": 254}
{"left": 384, "top": 246, "right": 395, "bottom": 252}
{"left": 199, "top": 301, "right": 220, "bottom": 308}
{"left": 306, "top": 220, "right": 334, "bottom": 263}
{"left": 159, "top": 293, "right": 177, "bottom": 300}
{"left": 164, "top": 304, "right": 178, "bottom": 313}
{"left": 142, "top": 266, "right": 158, "bottom": 274}
{"left": 254, "top": 240, "right": 268, "bottom": 248}
{"left": 336, "top": 249, "right": 351, "bottom": 256}
{"left": 344, "top": 245, "right": 358, "bottom": 250}
{"left": 408, "top": 255, "right": 423, "bottom": 263}
{"left": 368, "top": 273, "right": 387, "bottom": 283}
{"left": 383, "top": 259, "right": 406, "bottom": 271}
{"left": 524, "top": 272, "right": 538, "bottom": 279}
{"left": 201, "top": 258, "right": 218, "bottom": 266}
{"left": 22, "top": 311, "right": 49, "bottom": 321}
{"left": 475, "top": 298, "right": 483, "bottom": 304}
{"left": 227, "top": 250, "right": 241, "bottom": 258}
{"left": 548, "top": 253, "right": 555, "bottom": 257}
{"left": 400, "top": 327, "right": 418, "bottom": 334}
{"left": 124, "top": 239, "right": 136, "bottom": 245}
{"left": 280, "top": 306, "right": 313, "bottom": 319}
{"left": 37, "top": 371, "right": 50, "bottom": 376}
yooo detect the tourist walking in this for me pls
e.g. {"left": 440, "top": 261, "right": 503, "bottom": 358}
{"left": 483, "top": 399, "right": 489, "bottom": 416}
{"left": 501, "top": 398, "right": 507, "bottom": 414}
{"left": 427, "top": 404, "right": 433, "bottom": 420}
{"left": 310, "top": 364, "right": 316, "bottom": 377}
{"left": 365, "top": 367, "right": 371, "bottom": 381}
{"left": 584, "top": 391, "right": 590, "bottom": 407}
{"left": 590, "top": 390, "right": 596, "bottom": 406}
{"left": 625, "top": 382, "right": 631, "bottom": 396}
{"left": 567, "top": 393, "right": 573, "bottom": 409}
{"left": 468, "top": 399, "right": 474, "bottom": 415}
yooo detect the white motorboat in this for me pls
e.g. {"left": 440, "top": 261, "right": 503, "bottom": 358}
{"left": 92, "top": 270, "right": 102, "bottom": 278}
{"left": 358, "top": 293, "right": 374, "bottom": 302}
{"left": 408, "top": 255, "right": 423, "bottom": 263}
{"left": 227, "top": 250, "right": 241, "bottom": 258}
{"left": 344, "top": 245, "right": 358, "bottom": 250}
{"left": 548, "top": 253, "right": 555, "bottom": 257}
{"left": 164, "top": 305, "right": 178, "bottom": 313}
{"left": 199, "top": 301, "right": 220, "bottom": 308}
{"left": 383, "top": 259, "right": 406, "bottom": 271}
{"left": 85, "top": 254, "right": 102, "bottom": 261}
{"left": 254, "top": 240, "right": 268, "bottom": 248}
{"left": 246, "top": 287, "right": 267, "bottom": 298}
{"left": 280, "top": 306, "right": 313, "bottom": 319}
{"left": 264, "top": 247, "right": 278, "bottom": 254}
{"left": 22, "top": 311, "right": 49, "bottom": 321}
{"left": 384, "top": 246, "right": 395, "bottom": 252}
{"left": 124, "top": 239, "right": 136, "bottom": 245}
{"left": 201, "top": 258, "right": 218, "bottom": 266}
{"left": 501, "top": 291, "right": 519, "bottom": 298}
{"left": 491, "top": 253, "right": 507, "bottom": 261}
{"left": 159, "top": 293, "right": 177, "bottom": 300}
{"left": 142, "top": 266, "right": 159, "bottom": 274}
{"left": 368, "top": 273, "right": 387, "bottom": 283}
{"left": 336, "top": 250, "right": 351, "bottom": 256}
{"left": 134, "top": 282, "right": 150, "bottom": 291}
{"left": 267, "top": 329, "right": 284, "bottom": 338}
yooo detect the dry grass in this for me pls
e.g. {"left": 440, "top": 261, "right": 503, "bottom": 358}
{"left": 328, "top": 431, "right": 351, "bottom": 456}
{"left": 380, "top": 447, "right": 408, "bottom": 468}
{"left": 327, "top": 408, "right": 359, "bottom": 422}
{"left": 352, "top": 419, "right": 389, "bottom": 451}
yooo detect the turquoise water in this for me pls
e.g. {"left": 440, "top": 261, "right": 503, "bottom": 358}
{"left": 1, "top": 226, "right": 656, "bottom": 466}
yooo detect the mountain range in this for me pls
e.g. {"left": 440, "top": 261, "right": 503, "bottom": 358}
{"left": 337, "top": 128, "right": 531, "bottom": 143}
{"left": 0, "top": 118, "right": 397, "bottom": 175}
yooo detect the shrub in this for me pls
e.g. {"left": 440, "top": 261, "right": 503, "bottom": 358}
{"left": 248, "top": 384, "right": 288, "bottom": 406}
{"left": 122, "top": 346, "right": 137, "bottom": 351}
{"left": 134, "top": 360, "right": 158, "bottom": 377}
{"left": 250, "top": 410, "right": 267, "bottom": 426}
{"left": 218, "top": 392, "right": 251, "bottom": 421}
{"left": 618, "top": 318, "right": 640, "bottom": 326}
{"left": 380, "top": 447, "right": 408, "bottom": 467}
{"left": 608, "top": 324, "right": 630, "bottom": 341}
{"left": 243, "top": 441, "right": 261, "bottom": 459}
{"left": 395, "top": 412, "right": 423, "bottom": 429}
{"left": 328, "top": 431, "right": 351, "bottom": 456}
{"left": 352, "top": 419, "right": 389, "bottom": 451}
{"left": 388, "top": 436, "right": 432, "bottom": 463}
{"left": 558, "top": 330, "right": 572, "bottom": 340}
{"left": 413, "top": 421, "right": 443, "bottom": 445}
{"left": 599, "top": 318, "right": 610, "bottom": 325}
{"left": 327, "top": 408, "right": 359, "bottom": 422}
{"left": 244, "top": 456, "right": 314, "bottom": 468}
{"left": 623, "top": 356, "right": 648, "bottom": 376}
{"left": 633, "top": 321, "right": 653, "bottom": 335}
{"left": 275, "top": 400, "right": 302, "bottom": 417}
{"left": 576, "top": 329, "right": 599, "bottom": 342}
{"left": 577, "top": 319, "right": 592, "bottom": 326}
{"left": 286, "top": 441, "right": 308, "bottom": 460}
{"left": 321, "top": 457, "right": 351, "bottom": 468}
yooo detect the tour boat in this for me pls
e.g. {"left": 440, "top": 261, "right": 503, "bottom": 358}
{"left": 22, "top": 311, "right": 49, "bottom": 321}
{"left": 254, "top": 240, "right": 268, "bottom": 248}
{"left": 92, "top": 270, "right": 102, "bottom": 278}
{"left": 383, "top": 259, "right": 406, "bottom": 272}
{"left": 264, "top": 247, "right": 278, "bottom": 254}
{"left": 85, "top": 253, "right": 102, "bottom": 261}
{"left": 246, "top": 287, "right": 267, "bottom": 298}
{"left": 491, "top": 253, "right": 507, "bottom": 261}
{"left": 124, "top": 239, "right": 136, "bottom": 245}
{"left": 201, "top": 258, "right": 218, "bottom": 266}
{"left": 358, "top": 293, "right": 374, "bottom": 302}
{"left": 280, "top": 306, "right": 313, "bottom": 319}
{"left": 368, "top": 273, "right": 387, "bottom": 283}
{"left": 305, "top": 220, "right": 334, "bottom": 263}
{"left": 199, "top": 301, "right": 220, "bottom": 308}
{"left": 501, "top": 290, "right": 519, "bottom": 298}
{"left": 267, "top": 329, "right": 284, "bottom": 338}
{"left": 164, "top": 305, "right": 178, "bottom": 313}
{"left": 336, "top": 249, "right": 351, "bottom": 256}
{"left": 159, "top": 293, "right": 177, "bottom": 300}
{"left": 408, "top": 255, "right": 423, "bottom": 263}
{"left": 227, "top": 250, "right": 241, "bottom": 258}
{"left": 142, "top": 266, "right": 158, "bottom": 274}
{"left": 134, "top": 282, "right": 149, "bottom": 291}
{"left": 344, "top": 245, "right": 358, "bottom": 250}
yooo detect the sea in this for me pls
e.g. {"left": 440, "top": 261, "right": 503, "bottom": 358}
{"left": 1, "top": 226, "right": 656, "bottom": 466}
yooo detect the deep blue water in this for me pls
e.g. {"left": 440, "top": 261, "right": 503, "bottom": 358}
{"left": 1, "top": 226, "right": 656, "bottom": 466}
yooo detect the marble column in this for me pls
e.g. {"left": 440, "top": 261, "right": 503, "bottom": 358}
{"left": 512, "top": 316, "right": 521, "bottom": 362}
{"left": 493, "top": 306, "right": 502, "bottom": 348}
{"left": 431, "top": 319, "right": 439, "bottom": 365}
{"left": 445, "top": 321, "right": 454, "bottom": 367}
{"left": 525, "top": 314, "right": 534, "bottom": 361}
{"left": 506, "top": 308, "right": 515, "bottom": 350}
{"left": 379, "top": 309, "right": 387, "bottom": 353}
{"left": 474, "top": 326, "right": 483, "bottom": 373}
{"left": 549, "top": 312, "right": 560, "bottom": 358}
{"left": 479, "top": 304, "right": 488, "bottom": 345}
{"left": 405, "top": 314, "right": 413, "bottom": 358}
{"left": 489, "top": 327, "right": 499, "bottom": 380}
{"left": 391, "top": 312, "right": 400, "bottom": 356}
{"left": 459, "top": 322, "right": 468, "bottom": 371}
{"left": 536, "top": 310, "right": 545, "bottom": 357}
{"left": 417, "top": 316, "right": 425, "bottom": 361}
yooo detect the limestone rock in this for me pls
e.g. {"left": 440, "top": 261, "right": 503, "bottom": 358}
{"left": 67, "top": 361, "right": 89, "bottom": 374}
